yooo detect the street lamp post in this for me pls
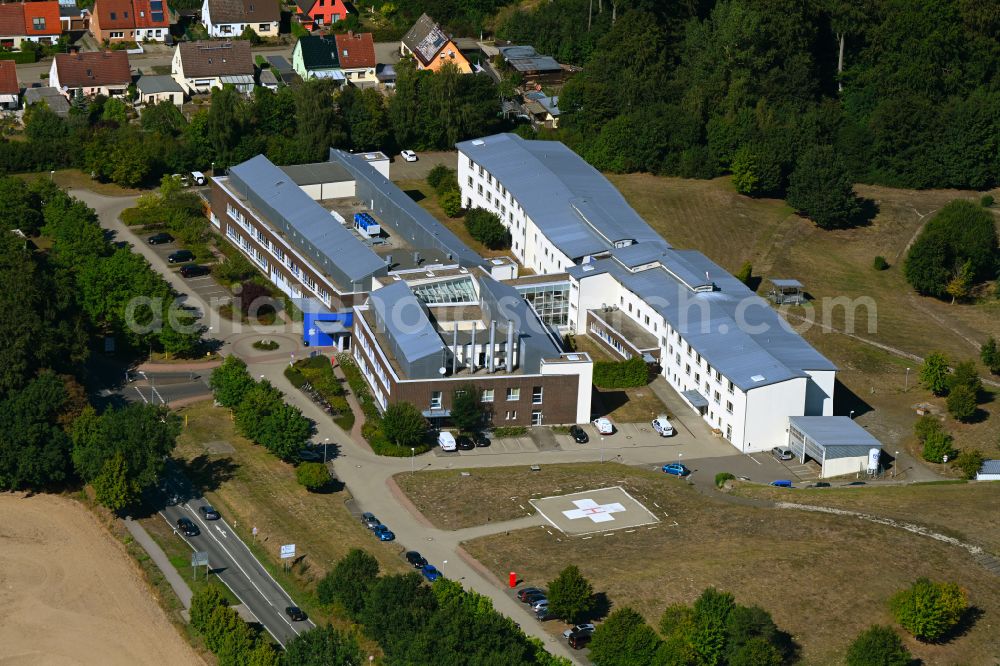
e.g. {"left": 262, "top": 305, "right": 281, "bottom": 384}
{"left": 410, "top": 448, "right": 415, "bottom": 475}
{"left": 893, "top": 450, "right": 899, "bottom": 478}
{"left": 600, "top": 437, "right": 604, "bottom": 463}
{"left": 324, "top": 437, "right": 329, "bottom": 463}
{"left": 904, "top": 367, "right": 910, "bottom": 392}
{"left": 849, "top": 410, "right": 855, "bottom": 420}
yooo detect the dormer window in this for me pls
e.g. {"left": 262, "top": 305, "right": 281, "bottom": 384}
{"left": 32, "top": 17, "right": 45, "bottom": 30}
{"left": 109, "top": 11, "right": 116, "bottom": 19}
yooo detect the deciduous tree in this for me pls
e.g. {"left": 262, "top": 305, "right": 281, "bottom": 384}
{"left": 890, "top": 578, "right": 968, "bottom": 642}
{"left": 920, "top": 352, "right": 951, "bottom": 395}
{"left": 845, "top": 625, "right": 912, "bottom": 666}
{"left": 316, "top": 548, "right": 380, "bottom": 618}
{"left": 588, "top": 607, "right": 661, "bottom": 666}
{"left": 787, "top": 144, "right": 862, "bottom": 229}
{"left": 546, "top": 565, "right": 596, "bottom": 623}
{"left": 283, "top": 625, "right": 364, "bottom": 666}
{"left": 381, "top": 402, "right": 427, "bottom": 449}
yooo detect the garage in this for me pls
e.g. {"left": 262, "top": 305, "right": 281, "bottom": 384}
{"left": 976, "top": 460, "right": 1000, "bottom": 481}
{"left": 788, "top": 416, "right": 882, "bottom": 478}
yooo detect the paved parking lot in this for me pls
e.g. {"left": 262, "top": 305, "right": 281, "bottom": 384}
{"left": 144, "top": 239, "right": 232, "bottom": 308}
{"left": 434, "top": 436, "right": 541, "bottom": 458}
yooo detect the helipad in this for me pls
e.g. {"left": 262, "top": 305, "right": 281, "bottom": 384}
{"left": 529, "top": 486, "right": 660, "bottom": 536}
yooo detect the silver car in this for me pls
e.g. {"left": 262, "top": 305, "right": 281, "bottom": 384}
{"left": 771, "top": 447, "right": 793, "bottom": 461}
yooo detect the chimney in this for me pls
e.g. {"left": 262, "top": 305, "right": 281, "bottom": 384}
{"left": 505, "top": 321, "right": 514, "bottom": 372}
{"left": 413, "top": 251, "right": 420, "bottom": 265}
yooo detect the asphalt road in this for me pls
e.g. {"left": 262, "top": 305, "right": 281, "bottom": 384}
{"left": 159, "top": 469, "right": 313, "bottom": 647}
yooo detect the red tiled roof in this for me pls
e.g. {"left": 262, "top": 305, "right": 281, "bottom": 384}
{"left": 0, "top": 4, "right": 25, "bottom": 35}
{"left": 134, "top": 0, "right": 169, "bottom": 28}
{"left": 178, "top": 40, "right": 253, "bottom": 78}
{"left": 54, "top": 51, "right": 131, "bottom": 87}
{"left": 0, "top": 60, "right": 17, "bottom": 95}
{"left": 93, "top": 0, "right": 134, "bottom": 30}
{"left": 22, "top": 1, "right": 60, "bottom": 36}
{"left": 334, "top": 31, "right": 375, "bottom": 70}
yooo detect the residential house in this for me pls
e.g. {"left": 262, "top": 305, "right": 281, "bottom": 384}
{"left": 333, "top": 31, "right": 375, "bottom": 86}
{"left": 292, "top": 0, "right": 348, "bottom": 30}
{"left": 24, "top": 85, "right": 70, "bottom": 115}
{"left": 291, "top": 35, "right": 341, "bottom": 81}
{"left": 202, "top": 0, "right": 278, "bottom": 39}
{"left": 136, "top": 74, "right": 183, "bottom": 105}
{"left": 265, "top": 54, "right": 296, "bottom": 85}
{"left": 0, "top": 1, "right": 61, "bottom": 49}
{"left": 58, "top": 2, "right": 88, "bottom": 32}
{"left": 49, "top": 50, "right": 131, "bottom": 98}
{"left": 523, "top": 91, "right": 559, "bottom": 128}
{"left": 172, "top": 40, "right": 254, "bottom": 94}
{"left": 90, "top": 0, "right": 169, "bottom": 44}
{"left": 400, "top": 13, "right": 471, "bottom": 74}
{"left": 0, "top": 60, "right": 18, "bottom": 110}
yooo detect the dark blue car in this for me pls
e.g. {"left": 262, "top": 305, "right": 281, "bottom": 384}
{"left": 374, "top": 524, "right": 395, "bottom": 541}
{"left": 769, "top": 480, "right": 793, "bottom": 488}
{"left": 662, "top": 463, "right": 690, "bottom": 477}
{"left": 421, "top": 564, "right": 442, "bottom": 582}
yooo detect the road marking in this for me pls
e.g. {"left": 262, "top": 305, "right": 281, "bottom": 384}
{"left": 747, "top": 454, "right": 762, "bottom": 465}
{"left": 216, "top": 525, "right": 228, "bottom": 538}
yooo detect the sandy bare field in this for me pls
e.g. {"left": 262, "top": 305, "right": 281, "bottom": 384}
{"left": 0, "top": 493, "right": 203, "bottom": 665}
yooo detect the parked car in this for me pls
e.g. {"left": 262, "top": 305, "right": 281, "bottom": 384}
{"left": 405, "top": 551, "right": 427, "bottom": 568}
{"left": 769, "top": 479, "right": 793, "bottom": 488}
{"left": 568, "top": 632, "right": 592, "bottom": 650}
{"left": 374, "top": 524, "right": 395, "bottom": 541}
{"left": 569, "top": 425, "right": 589, "bottom": 443}
{"left": 806, "top": 482, "right": 831, "bottom": 488}
{"left": 662, "top": 463, "right": 690, "bottom": 477}
{"left": 456, "top": 435, "right": 475, "bottom": 451}
{"left": 592, "top": 417, "right": 614, "bottom": 435}
{"left": 771, "top": 447, "right": 794, "bottom": 461}
{"left": 563, "top": 624, "right": 596, "bottom": 638}
{"left": 168, "top": 249, "right": 195, "bottom": 264}
{"left": 297, "top": 448, "right": 324, "bottom": 462}
{"left": 190, "top": 170, "right": 206, "bottom": 185}
{"left": 171, "top": 173, "right": 190, "bottom": 187}
{"left": 845, "top": 481, "right": 867, "bottom": 486}
{"left": 523, "top": 591, "right": 547, "bottom": 605}
{"left": 421, "top": 564, "right": 441, "bottom": 582}
{"left": 531, "top": 599, "right": 549, "bottom": 612}
{"left": 361, "top": 512, "right": 380, "bottom": 530}
{"left": 400, "top": 150, "right": 418, "bottom": 162}
{"left": 147, "top": 232, "right": 174, "bottom": 245}
{"left": 285, "top": 606, "right": 307, "bottom": 622}
{"left": 474, "top": 432, "right": 491, "bottom": 447}
{"left": 651, "top": 415, "right": 675, "bottom": 437}
{"left": 517, "top": 587, "right": 544, "bottom": 602}
{"left": 199, "top": 505, "right": 220, "bottom": 520}
{"left": 180, "top": 264, "right": 209, "bottom": 278}
{"left": 176, "top": 517, "right": 199, "bottom": 536}
{"left": 535, "top": 607, "right": 550, "bottom": 621}
{"left": 438, "top": 431, "right": 457, "bottom": 452}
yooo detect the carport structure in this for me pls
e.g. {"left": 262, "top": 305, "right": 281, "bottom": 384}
{"left": 788, "top": 416, "right": 882, "bottom": 478}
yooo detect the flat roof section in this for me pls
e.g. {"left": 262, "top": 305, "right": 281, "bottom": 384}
{"left": 789, "top": 416, "right": 881, "bottom": 449}
{"left": 279, "top": 162, "right": 354, "bottom": 186}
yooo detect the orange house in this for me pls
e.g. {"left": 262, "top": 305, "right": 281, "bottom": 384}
{"left": 400, "top": 13, "right": 471, "bottom": 74}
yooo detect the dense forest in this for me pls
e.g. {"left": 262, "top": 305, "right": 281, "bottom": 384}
{"left": 497, "top": 0, "right": 1000, "bottom": 193}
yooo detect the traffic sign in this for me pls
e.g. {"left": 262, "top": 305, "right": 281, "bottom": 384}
{"left": 191, "top": 551, "right": 209, "bottom": 567}
{"left": 280, "top": 544, "right": 296, "bottom": 559}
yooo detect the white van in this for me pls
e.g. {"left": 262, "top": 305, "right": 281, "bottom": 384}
{"left": 651, "top": 415, "right": 675, "bottom": 437}
{"left": 437, "top": 431, "right": 457, "bottom": 451}
{"left": 190, "top": 171, "right": 206, "bottom": 186}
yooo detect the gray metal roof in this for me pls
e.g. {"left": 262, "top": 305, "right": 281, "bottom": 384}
{"left": 977, "top": 459, "right": 1000, "bottom": 475}
{"left": 259, "top": 69, "right": 279, "bottom": 87}
{"left": 24, "top": 87, "right": 70, "bottom": 116}
{"left": 456, "top": 133, "right": 665, "bottom": 260}
{"left": 265, "top": 55, "right": 292, "bottom": 72}
{"left": 369, "top": 280, "right": 446, "bottom": 378}
{"left": 771, "top": 279, "right": 804, "bottom": 288}
{"left": 499, "top": 45, "right": 562, "bottom": 73}
{"left": 569, "top": 249, "right": 835, "bottom": 391}
{"left": 228, "top": 155, "right": 386, "bottom": 290}
{"left": 329, "top": 149, "right": 483, "bottom": 268}
{"left": 789, "top": 416, "right": 881, "bottom": 450}
{"left": 279, "top": 161, "right": 353, "bottom": 186}
{"left": 136, "top": 75, "right": 184, "bottom": 94}
{"left": 477, "top": 275, "right": 562, "bottom": 373}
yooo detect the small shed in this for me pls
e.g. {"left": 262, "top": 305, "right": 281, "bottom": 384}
{"left": 976, "top": 460, "right": 1000, "bottom": 481}
{"left": 788, "top": 416, "right": 882, "bottom": 478}
{"left": 768, "top": 279, "right": 805, "bottom": 305}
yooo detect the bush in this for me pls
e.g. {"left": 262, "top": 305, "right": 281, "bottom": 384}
{"left": 913, "top": 414, "right": 942, "bottom": 442}
{"left": 316, "top": 549, "right": 380, "bottom": 619}
{"left": 546, "top": 565, "right": 596, "bottom": 623}
{"left": 464, "top": 207, "right": 511, "bottom": 249}
{"left": 252, "top": 339, "right": 279, "bottom": 351}
{"left": 921, "top": 430, "right": 955, "bottom": 463}
{"left": 735, "top": 261, "right": 753, "bottom": 286}
{"left": 593, "top": 356, "right": 649, "bottom": 388}
{"left": 873, "top": 255, "right": 889, "bottom": 270}
{"left": 919, "top": 352, "right": 951, "bottom": 395}
{"left": 715, "top": 472, "right": 735, "bottom": 488}
{"left": 845, "top": 625, "right": 912, "bottom": 666}
{"left": 890, "top": 578, "right": 967, "bottom": 641}
{"left": 981, "top": 336, "right": 1000, "bottom": 374}
{"left": 981, "top": 194, "right": 994, "bottom": 208}
{"left": 946, "top": 384, "right": 977, "bottom": 422}
{"left": 951, "top": 449, "right": 985, "bottom": 480}
{"left": 440, "top": 189, "right": 463, "bottom": 217}
{"left": 382, "top": 402, "right": 427, "bottom": 448}
{"left": 787, "top": 143, "right": 863, "bottom": 228}
{"left": 190, "top": 584, "right": 228, "bottom": 633}
{"left": 427, "top": 165, "right": 457, "bottom": 194}
{"left": 491, "top": 426, "right": 528, "bottom": 437}
{"left": 296, "top": 461, "right": 330, "bottom": 490}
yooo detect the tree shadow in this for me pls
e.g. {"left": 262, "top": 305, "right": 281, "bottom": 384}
{"left": 747, "top": 275, "right": 764, "bottom": 293}
{"left": 851, "top": 197, "right": 879, "bottom": 227}
{"left": 180, "top": 454, "right": 239, "bottom": 495}
{"left": 586, "top": 592, "right": 613, "bottom": 622}
{"left": 592, "top": 389, "right": 628, "bottom": 416}
{"left": 935, "top": 605, "right": 984, "bottom": 644}
{"left": 834, "top": 379, "right": 873, "bottom": 418}
{"left": 305, "top": 477, "right": 346, "bottom": 494}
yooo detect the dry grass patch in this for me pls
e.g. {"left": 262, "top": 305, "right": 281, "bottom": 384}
{"left": 172, "top": 401, "right": 408, "bottom": 606}
{"left": 453, "top": 463, "right": 999, "bottom": 665}
{"left": 571, "top": 334, "right": 670, "bottom": 422}
{"left": 14, "top": 168, "right": 144, "bottom": 196}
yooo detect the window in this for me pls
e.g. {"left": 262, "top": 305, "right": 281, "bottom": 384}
{"left": 531, "top": 410, "right": 543, "bottom": 426}
{"left": 644, "top": 315, "right": 650, "bottom": 325}
{"left": 694, "top": 373, "right": 700, "bottom": 384}
{"left": 30, "top": 15, "right": 45, "bottom": 30}
{"left": 468, "top": 157, "right": 474, "bottom": 168}
{"left": 467, "top": 176, "right": 473, "bottom": 187}
{"left": 258, "top": 23, "right": 268, "bottom": 31}
{"left": 726, "top": 401, "right": 733, "bottom": 414}
{"left": 727, "top": 380, "right": 734, "bottom": 394}
{"left": 696, "top": 353, "right": 702, "bottom": 365}
{"left": 685, "top": 364, "right": 691, "bottom": 376}
{"left": 726, "top": 425, "right": 732, "bottom": 440}
{"left": 505, "top": 410, "right": 517, "bottom": 420}
{"left": 532, "top": 386, "right": 542, "bottom": 404}
{"left": 713, "top": 391, "right": 720, "bottom": 404}
{"left": 481, "top": 389, "right": 494, "bottom": 403}
{"left": 506, "top": 387, "right": 520, "bottom": 401}
{"left": 715, "top": 370, "right": 722, "bottom": 382}
{"left": 110, "top": 31, "right": 124, "bottom": 37}
{"left": 430, "top": 391, "right": 442, "bottom": 409}
{"left": 477, "top": 184, "right": 483, "bottom": 194}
